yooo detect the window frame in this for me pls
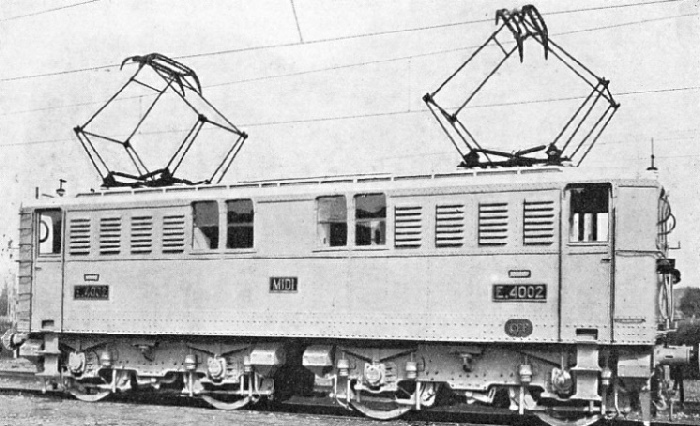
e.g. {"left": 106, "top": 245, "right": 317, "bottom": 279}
{"left": 565, "top": 183, "right": 612, "bottom": 245}
{"left": 36, "top": 209, "right": 63, "bottom": 257}
{"left": 191, "top": 200, "right": 221, "bottom": 251}
{"left": 225, "top": 198, "right": 255, "bottom": 250}
{"left": 316, "top": 195, "right": 349, "bottom": 248}
{"left": 354, "top": 193, "right": 387, "bottom": 247}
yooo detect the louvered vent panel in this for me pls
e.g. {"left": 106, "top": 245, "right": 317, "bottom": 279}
{"left": 394, "top": 206, "right": 422, "bottom": 248}
{"left": 478, "top": 202, "right": 509, "bottom": 245}
{"left": 131, "top": 216, "right": 154, "bottom": 254}
{"left": 162, "top": 214, "right": 185, "bottom": 253}
{"left": 436, "top": 204, "right": 465, "bottom": 247}
{"left": 523, "top": 199, "right": 555, "bottom": 245}
{"left": 16, "top": 210, "right": 33, "bottom": 333}
{"left": 99, "top": 217, "right": 121, "bottom": 255}
{"left": 69, "top": 218, "right": 91, "bottom": 256}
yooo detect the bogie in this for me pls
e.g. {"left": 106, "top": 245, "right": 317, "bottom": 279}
{"left": 45, "top": 336, "right": 286, "bottom": 410}
{"left": 25, "top": 333, "right": 663, "bottom": 421}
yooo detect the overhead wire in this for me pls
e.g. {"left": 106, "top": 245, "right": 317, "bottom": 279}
{"left": 546, "top": 0, "right": 685, "bottom": 15}
{"left": 289, "top": 0, "right": 304, "bottom": 43}
{"left": 0, "top": 0, "right": 101, "bottom": 22}
{"left": 270, "top": 0, "right": 684, "bottom": 50}
{"left": 0, "top": 2, "right": 696, "bottom": 163}
{"left": 0, "top": 0, "right": 688, "bottom": 82}
{"left": 0, "top": 11, "right": 696, "bottom": 117}
{"left": 1, "top": 85, "right": 697, "bottom": 149}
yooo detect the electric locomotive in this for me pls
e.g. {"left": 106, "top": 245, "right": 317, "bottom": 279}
{"left": 3, "top": 5, "right": 697, "bottom": 426}
{"left": 3, "top": 166, "right": 694, "bottom": 425}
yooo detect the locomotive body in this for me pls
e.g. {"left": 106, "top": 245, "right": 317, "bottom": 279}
{"left": 6, "top": 166, "right": 688, "bottom": 422}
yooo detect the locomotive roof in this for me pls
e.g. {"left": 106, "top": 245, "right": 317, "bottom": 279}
{"left": 24, "top": 166, "right": 661, "bottom": 209}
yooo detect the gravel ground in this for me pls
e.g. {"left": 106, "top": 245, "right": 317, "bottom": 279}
{"left": 0, "top": 372, "right": 486, "bottom": 426}
{"left": 2, "top": 357, "right": 700, "bottom": 425}
{"left": 683, "top": 381, "right": 700, "bottom": 402}
{"left": 0, "top": 393, "right": 402, "bottom": 426}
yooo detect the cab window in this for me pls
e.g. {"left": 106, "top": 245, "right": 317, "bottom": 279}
{"left": 568, "top": 185, "right": 610, "bottom": 243}
{"left": 38, "top": 209, "right": 62, "bottom": 255}
{"left": 193, "top": 201, "right": 219, "bottom": 249}
{"left": 317, "top": 196, "right": 347, "bottom": 247}
{"left": 355, "top": 194, "right": 386, "bottom": 246}
{"left": 227, "top": 199, "right": 254, "bottom": 249}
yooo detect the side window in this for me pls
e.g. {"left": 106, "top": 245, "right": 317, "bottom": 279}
{"left": 355, "top": 194, "right": 386, "bottom": 246}
{"left": 569, "top": 185, "right": 610, "bottom": 243}
{"left": 317, "top": 196, "right": 347, "bottom": 247}
{"left": 193, "top": 201, "right": 219, "bottom": 250}
{"left": 227, "top": 199, "right": 254, "bottom": 249}
{"left": 38, "top": 210, "right": 62, "bottom": 255}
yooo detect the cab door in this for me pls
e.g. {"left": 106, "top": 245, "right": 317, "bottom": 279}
{"left": 612, "top": 185, "right": 659, "bottom": 343}
{"left": 560, "top": 184, "right": 613, "bottom": 343}
{"left": 31, "top": 209, "right": 64, "bottom": 332}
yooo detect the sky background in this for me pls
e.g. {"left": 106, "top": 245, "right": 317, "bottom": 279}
{"left": 0, "top": 0, "right": 698, "bottom": 286}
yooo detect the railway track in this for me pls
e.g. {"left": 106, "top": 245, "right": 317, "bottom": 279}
{"left": 1, "top": 370, "right": 698, "bottom": 426}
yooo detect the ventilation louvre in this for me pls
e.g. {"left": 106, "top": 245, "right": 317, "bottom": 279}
{"left": 436, "top": 204, "right": 465, "bottom": 247}
{"left": 523, "top": 199, "right": 555, "bottom": 245}
{"left": 394, "top": 206, "right": 422, "bottom": 248}
{"left": 69, "top": 217, "right": 91, "bottom": 256}
{"left": 162, "top": 214, "right": 186, "bottom": 253}
{"left": 478, "top": 202, "right": 509, "bottom": 245}
{"left": 131, "top": 215, "right": 154, "bottom": 254}
{"left": 99, "top": 217, "right": 121, "bottom": 255}
{"left": 16, "top": 210, "right": 33, "bottom": 333}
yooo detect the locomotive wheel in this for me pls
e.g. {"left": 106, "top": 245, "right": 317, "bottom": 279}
{"left": 349, "top": 381, "right": 440, "bottom": 420}
{"left": 201, "top": 394, "right": 252, "bottom": 410}
{"left": 349, "top": 398, "right": 411, "bottom": 420}
{"left": 64, "top": 378, "right": 111, "bottom": 402}
{"left": 534, "top": 412, "right": 602, "bottom": 426}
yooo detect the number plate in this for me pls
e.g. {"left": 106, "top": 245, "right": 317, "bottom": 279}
{"left": 74, "top": 285, "right": 109, "bottom": 300}
{"left": 493, "top": 284, "right": 546, "bottom": 302}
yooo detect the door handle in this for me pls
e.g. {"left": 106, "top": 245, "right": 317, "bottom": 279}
{"left": 601, "top": 258, "right": 611, "bottom": 263}
{"left": 34, "top": 266, "right": 42, "bottom": 271}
